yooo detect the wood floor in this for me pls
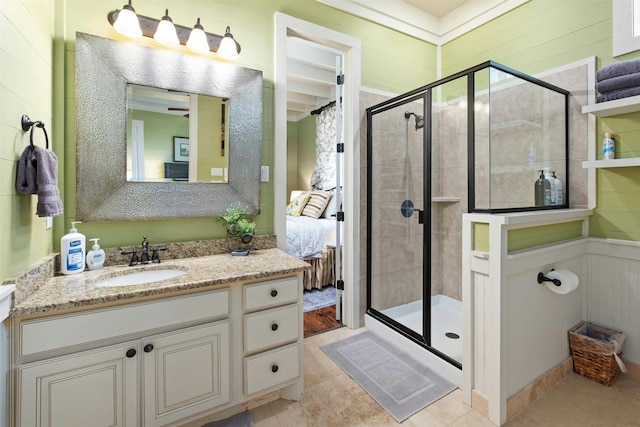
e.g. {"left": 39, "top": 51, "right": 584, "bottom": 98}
{"left": 303, "top": 305, "right": 342, "bottom": 338}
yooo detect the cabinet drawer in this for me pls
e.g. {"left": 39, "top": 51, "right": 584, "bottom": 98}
{"left": 244, "top": 304, "right": 299, "bottom": 353}
{"left": 244, "top": 343, "right": 299, "bottom": 395}
{"left": 244, "top": 277, "right": 298, "bottom": 311}
{"left": 19, "top": 288, "right": 229, "bottom": 358}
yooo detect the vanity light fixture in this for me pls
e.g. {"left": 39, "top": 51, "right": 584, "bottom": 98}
{"left": 217, "top": 26, "right": 239, "bottom": 61}
{"left": 112, "top": 0, "right": 142, "bottom": 38}
{"left": 107, "top": 4, "right": 241, "bottom": 59}
{"left": 153, "top": 9, "right": 180, "bottom": 48}
{"left": 186, "top": 18, "right": 210, "bottom": 54}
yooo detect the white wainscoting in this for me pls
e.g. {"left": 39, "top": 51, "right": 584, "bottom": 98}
{"left": 505, "top": 240, "right": 586, "bottom": 398}
{"left": 587, "top": 238, "right": 640, "bottom": 365}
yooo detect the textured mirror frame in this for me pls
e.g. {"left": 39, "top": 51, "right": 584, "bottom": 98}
{"left": 75, "top": 32, "right": 262, "bottom": 221}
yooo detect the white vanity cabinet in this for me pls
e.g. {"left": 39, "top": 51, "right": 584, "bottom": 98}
{"left": 18, "top": 341, "right": 140, "bottom": 426}
{"left": 11, "top": 272, "right": 304, "bottom": 426}
{"left": 142, "top": 322, "right": 230, "bottom": 427}
{"left": 242, "top": 277, "right": 303, "bottom": 398}
{"left": 13, "top": 288, "right": 231, "bottom": 427}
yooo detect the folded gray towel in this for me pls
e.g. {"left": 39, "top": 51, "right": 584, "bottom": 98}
{"left": 596, "top": 86, "right": 640, "bottom": 103}
{"left": 34, "top": 146, "right": 63, "bottom": 217}
{"left": 16, "top": 145, "right": 37, "bottom": 194}
{"left": 15, "top": 145, "right": 63, "bottom": 217}
{"left": 596, "top": 59, "right": 640, "bottom": 81}
{"left": 596, "top": 72, "right": 640, "bottom": 93}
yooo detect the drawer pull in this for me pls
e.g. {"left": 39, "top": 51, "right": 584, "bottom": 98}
{"left": 125, "top": 348, "right": 137, "bottom": 358}
{"left": 271, "top": 323, "right": 279, "bottom": 331}
{"left": 144, "top": 344, "right": 154, "bottom": 353}
{"left": 270, "top": 289, "right": 278, "bottom": 297}
{"left": 271, "top": 364, "right": 279, "bottom": 373}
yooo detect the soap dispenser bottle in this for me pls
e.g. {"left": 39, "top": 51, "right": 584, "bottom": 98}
{"left": 535, "top": 170, "right": 551, "bottom": 206}
{"left": 61, "top": 221, "right": 86, "bottom": 275}
{"left": 552, "top": 171, "right": 563, "bottom": 205}
{"left": 543, "top": 168, "right": 556, "bottom": 205}
{"left": 86, "top": 238, "right": 106, "bottom": 271}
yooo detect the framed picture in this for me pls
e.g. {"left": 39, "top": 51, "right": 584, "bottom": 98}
{"left": 173, "top": 136, "right": 190, "bottom": 162}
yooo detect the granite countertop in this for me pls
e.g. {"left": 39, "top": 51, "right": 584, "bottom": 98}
{"left": 11, "top": 248, "right": 309, "bottom": 317}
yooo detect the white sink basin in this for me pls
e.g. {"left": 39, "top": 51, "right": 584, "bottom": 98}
{"left": 94, "top": 269, "right": 186, "bottom": 287}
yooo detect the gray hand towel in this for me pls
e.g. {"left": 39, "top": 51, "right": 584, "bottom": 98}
{"left": 34, "top": 146, "right": 63, "bottom": 217}
{"left": 16, "top": 145, "right": 37, "bottom": 194}
{"left": 15, "top": 145, "right": 63, "bottom": 217}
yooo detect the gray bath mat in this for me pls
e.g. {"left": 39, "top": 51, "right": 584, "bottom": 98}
{"left": 303, "top": 285, "right": 336, "bottom": 312}
{"left": 201, "top": 411, "right": 254, "bottom": 427}
{"left": 321, "top": 330, "right": 456, "bottom": 422}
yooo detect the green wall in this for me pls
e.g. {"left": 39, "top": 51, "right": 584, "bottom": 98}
{"left": 295, "top": 115, "right": 317, "bottom": 191}
{"left": 56, "top": 0, "right": 437, "bottom": 252}
{"left": 1, "top": 0, "right": 56, "bottom": 281}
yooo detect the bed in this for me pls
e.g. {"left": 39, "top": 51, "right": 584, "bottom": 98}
{"left": 286, "top": 190, "right": 339, "bottom": 290}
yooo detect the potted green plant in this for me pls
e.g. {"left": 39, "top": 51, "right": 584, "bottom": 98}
{"left": 220, "top": 205, "right": 256, "bottom": 255}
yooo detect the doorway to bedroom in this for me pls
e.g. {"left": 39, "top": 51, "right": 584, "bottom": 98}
{"left": 275, "top": 12, "right": 361, "bottom": 334}
{"left": 285, "top": 36, "right": 344, "bottom": 337}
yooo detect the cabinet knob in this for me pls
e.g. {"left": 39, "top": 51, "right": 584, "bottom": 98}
{"left": 271, "top": 323, "right": 279, "bottom": 331}
{"left": 270, "top": 289, "right": 278, "bottom": 297}
{"left": 271, "top": 364, "right": 279, "bottom": 373}
{"left": 125, "top": 348, "right": 137, "bottom": 358}
{"left": 144, "top": 344, "right": 154, "bottom": 353}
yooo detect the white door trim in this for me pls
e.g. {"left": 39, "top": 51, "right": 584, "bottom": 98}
{"left": 274, "top": 12, "right": 361, "bottom": 328}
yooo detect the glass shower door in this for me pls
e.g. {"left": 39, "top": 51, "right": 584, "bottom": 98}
{"left": 367, "top": 81, "right": 466, "bottom": 369}
{"left": 367, "top": 94, "right": 428, "bottom": 342}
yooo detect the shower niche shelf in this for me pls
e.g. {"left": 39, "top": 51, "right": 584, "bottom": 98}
{"left": 432, "top": 197, "right": 460, "bottom": 203}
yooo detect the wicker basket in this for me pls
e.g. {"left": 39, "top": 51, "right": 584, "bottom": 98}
{"left": 568, "top": 321, "right": 625, "bottom": 387}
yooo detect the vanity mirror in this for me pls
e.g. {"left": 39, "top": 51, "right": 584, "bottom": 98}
{"left": 126, "top": 84, "right": 229, "bottom": 183}
{"left": 75, "top": 32, "right": 262, "bottom": 221}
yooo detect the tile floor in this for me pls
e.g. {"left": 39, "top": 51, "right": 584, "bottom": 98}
{"left": 250, "top": 327, "right": 640, "bottom": 427}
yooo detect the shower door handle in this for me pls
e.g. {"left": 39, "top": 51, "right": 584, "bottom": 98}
{"left": 400, "top": 200, "right": 424, "bottom": 224}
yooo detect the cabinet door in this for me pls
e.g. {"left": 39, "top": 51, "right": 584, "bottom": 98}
{"left": 18, "top": 342, "right": 139, "bottom": 427}
{"left": 142, "top": 321, "right": 230, "bottom": 427}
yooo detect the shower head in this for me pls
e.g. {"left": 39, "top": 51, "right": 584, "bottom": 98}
{"left": 404, "top": 111, "right": 424, "bottom": 131}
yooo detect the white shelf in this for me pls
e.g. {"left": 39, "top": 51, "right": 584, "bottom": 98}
{"left": 432, "top": 197, "right": 460, "bottom": 203}
{"left": 582, "top": 158, "right": 640, "bottom": 168}
{"left": 581, "top": 95, "right": 640, "bottom": 117}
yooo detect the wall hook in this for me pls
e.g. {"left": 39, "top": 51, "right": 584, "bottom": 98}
{"left": 537, "top": 271, "right": 561, "bottom": 287}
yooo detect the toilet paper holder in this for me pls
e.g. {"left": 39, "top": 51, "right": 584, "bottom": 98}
{"left": 537, "top": 270, "right": 561, "bottom": 287}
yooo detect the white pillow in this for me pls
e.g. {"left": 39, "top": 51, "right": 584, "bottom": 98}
{"left": 321, "top": 191, "right": 339, "bottom": 218}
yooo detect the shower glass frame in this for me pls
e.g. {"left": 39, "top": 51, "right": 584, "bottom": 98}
{"left": 365, "top": 61, "right": 570, "bottom": 369}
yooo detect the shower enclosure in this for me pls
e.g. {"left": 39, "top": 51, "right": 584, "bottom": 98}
{"left": 366, "top": 61, "right": 569, "bottom": 368}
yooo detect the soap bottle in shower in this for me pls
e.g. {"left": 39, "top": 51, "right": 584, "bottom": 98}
{"left": 535, "top": 170, "right": 551, "bottom": 206}
{"left": 543, "top": 168, "right": 556, "bottom": 205}
{"left": 552, "top": 171, "right": 563, "bottom": 205}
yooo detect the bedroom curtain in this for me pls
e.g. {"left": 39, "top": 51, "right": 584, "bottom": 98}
{"left": 309, "top": 105, "right": 337, "bottom": 190}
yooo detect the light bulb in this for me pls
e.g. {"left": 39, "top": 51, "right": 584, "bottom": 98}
{"left": 113, "top": 0, "right": 142, "bottom": 38}
{"left": 186, "top": 18, "right": 210, "bottom": 54}
{"left": 217, "top": 26, "right": 239, "bottom": 60}
{"left": 154, "top": 9, "right": 179, "bottom": 48}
